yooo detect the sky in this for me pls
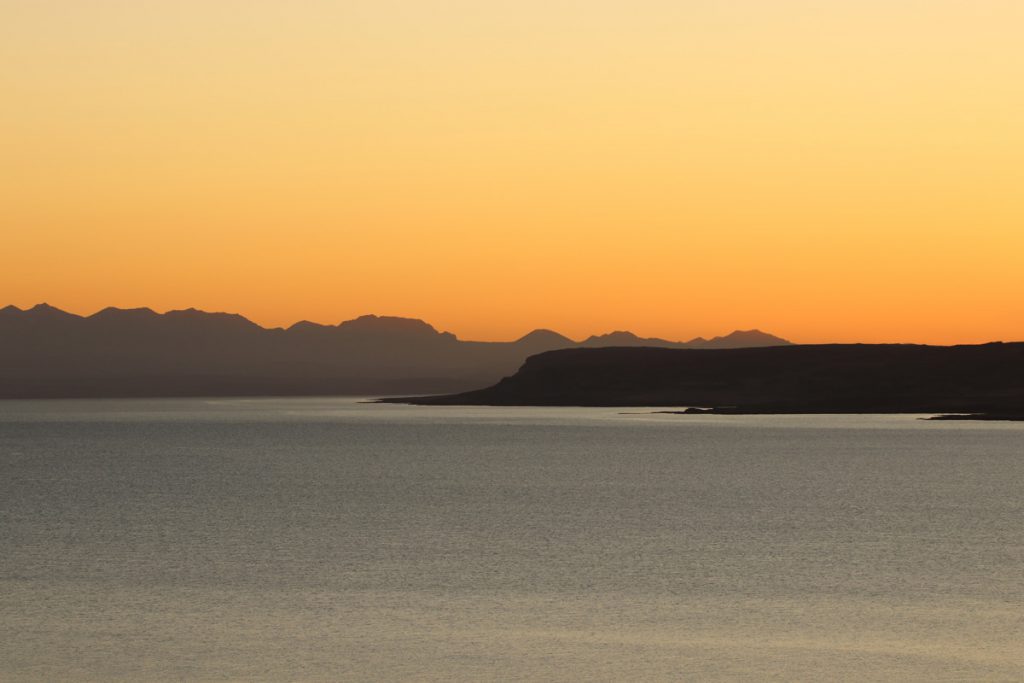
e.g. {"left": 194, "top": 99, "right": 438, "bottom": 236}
{"left": 2, "top": 0, "right": 1022, "bottom": 343}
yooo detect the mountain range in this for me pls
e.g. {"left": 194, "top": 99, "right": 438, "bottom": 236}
{"left": 0, "top": 304, "right": 790, "bottom": 398}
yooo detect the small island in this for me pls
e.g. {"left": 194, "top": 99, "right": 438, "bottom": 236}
{"left": 926, "top": 413, "right": 1024, "bottom": 422}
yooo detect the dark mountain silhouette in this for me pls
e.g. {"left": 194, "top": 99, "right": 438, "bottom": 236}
{"left": 516, "top": 329, "right": 576, "bottom": 347}
{"left": 580, "top": 328, "right": 788, "bottom": 349}
{"left": 696, "top": 329, "right": 792, "bottom": 349}
{"left": 389, "top": 343, "right": 1024, "bottom": 417}
{"left": 0, "top": 304, "right": 790, "bottom": 398}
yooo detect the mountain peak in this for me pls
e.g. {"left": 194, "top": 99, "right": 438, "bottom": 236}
{"left": 584, "top": 331, "right": 641, "bottom": 344}
{"left": 699, "top": 329, "right": 792, "bottom": 348}
{"left": 582, "top": 331, "right": 678, "bottom": 348}
{"left": 164, "top": 308, "right": 261, "bottom": 329}
{"left": 90, "top": 306, "right": 158, "bottom": 320}
{"left": 286, "top": 320, "right": 327, "bottom": 333}
{"left": 26, "top": 303, "right": 80, "bottom": 320}
{"left": 338, "top": 314, "right": 444, "bottom": 337}
{"left": 516, "top": 329, "right": 574, "bottom": 345}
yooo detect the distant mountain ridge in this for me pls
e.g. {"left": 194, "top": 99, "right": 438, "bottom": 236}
{"left": 580, "top": 328, "right": 790, "bottom": 349}
{"left": 0, "top": 304, "right": 791, "bottom": 398}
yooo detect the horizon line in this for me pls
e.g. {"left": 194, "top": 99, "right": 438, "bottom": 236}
{"left": 6, "top": 301, "right": 1024, "bottom": 348}
{"left": 4, "top": 301, "right": 791, "bottom": 346}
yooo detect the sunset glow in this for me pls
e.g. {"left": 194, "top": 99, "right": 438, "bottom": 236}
{"left": 3, "top": 1, "right": 1022, "bottom": 343}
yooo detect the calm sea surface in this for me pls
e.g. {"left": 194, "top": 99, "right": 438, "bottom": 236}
{"left": 1, "top": 398, "right": 1021, "bottom": 681}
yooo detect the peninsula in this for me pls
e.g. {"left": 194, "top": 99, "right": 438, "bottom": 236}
{"left": 385, "top": 343, "right": 1024, "bottom": 418}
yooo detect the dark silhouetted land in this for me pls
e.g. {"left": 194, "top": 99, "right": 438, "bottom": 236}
{"left": 386, "top": 343, "right": 1024, "bottom": 418}
{"left": 0, "top": 304, "right": 789, "bottom": 398}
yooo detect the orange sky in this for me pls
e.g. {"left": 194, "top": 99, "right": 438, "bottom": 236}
{"left": 2, "top": 1, "right": 1022, "bottom": 344}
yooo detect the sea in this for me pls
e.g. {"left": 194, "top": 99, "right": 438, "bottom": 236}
{"left": 1, "top": 398, "right": 1021, "bottom": 681}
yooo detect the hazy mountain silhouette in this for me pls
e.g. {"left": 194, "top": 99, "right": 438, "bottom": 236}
{"left": 390, "top": 343, "right": 1024, "bottom": 417}
{"left": 0, "top": 304, "right": 790, "bottom": 398}
{"left": 516, "top": 329, "right": 576, "bottom": 348}
{"left": 580, "top": 328, "right": 788, "bottom": 349}
{"left": 696, "top": 329, "right": 792, "bottom": 348}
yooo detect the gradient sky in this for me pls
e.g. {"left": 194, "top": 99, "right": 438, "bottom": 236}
{"left": 2, "top": 1, "right": 1022, "bottom": 343}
